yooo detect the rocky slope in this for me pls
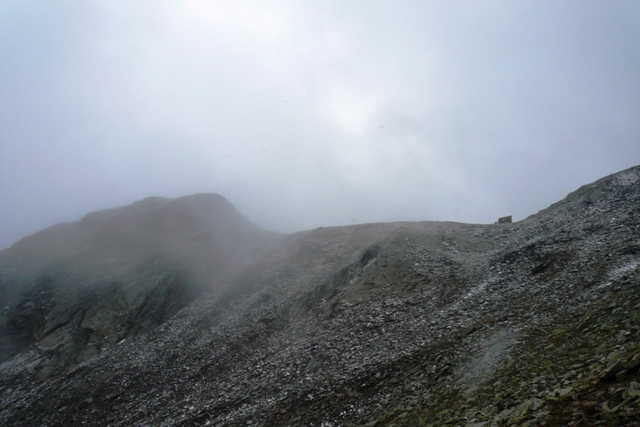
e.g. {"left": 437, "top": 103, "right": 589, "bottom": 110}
{"left": 0, "top": 193, "right": 277, "bottom": 378}
{"left": 1, "top": 166, "right": 639, "bottom": 426}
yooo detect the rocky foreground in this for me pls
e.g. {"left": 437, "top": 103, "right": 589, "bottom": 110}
{"left": 1, "top": 166, "right": 639, "bottom": 426}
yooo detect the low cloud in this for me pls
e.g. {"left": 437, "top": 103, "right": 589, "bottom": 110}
{"left": 2, "top": 0, "right": 640, "bottom": 248}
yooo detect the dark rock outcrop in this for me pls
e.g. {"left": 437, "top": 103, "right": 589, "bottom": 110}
{"left": 1, "top": 166, "right": 639, "bottom": 426}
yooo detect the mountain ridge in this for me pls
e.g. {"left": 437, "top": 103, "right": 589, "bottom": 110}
{"left": 0, "top": 192, "right": 279, "bottom": 374}
{"left": 1, "top": 165, "right": 639, "bottom": 426}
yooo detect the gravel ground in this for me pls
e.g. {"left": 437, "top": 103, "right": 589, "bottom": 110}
{"left": 1, "top": 166, "right": 639, "bottom": 426}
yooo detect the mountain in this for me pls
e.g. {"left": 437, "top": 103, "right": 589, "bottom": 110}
{"left": 1, "top": 167, "right": 639, "bottom": 426}
{"left": 0, "top": 193, "right": 277, "bottom": 377}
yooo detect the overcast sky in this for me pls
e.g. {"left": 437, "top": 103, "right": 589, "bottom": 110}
{"left": 1, "top": 1, "right": 639, "bottom": 249}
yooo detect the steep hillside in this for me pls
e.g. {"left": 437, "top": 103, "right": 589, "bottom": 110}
{"left": 1, "top": 166, "right": 639, "bottom": 426}
{"left": 0, "top": 193, "right": 276, "bottom": 377}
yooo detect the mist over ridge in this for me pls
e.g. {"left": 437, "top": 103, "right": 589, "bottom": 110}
{"left": 2, "top": 1, "right": 640, "bottom": 249}
{"left": 1, "top": 164, "right": 639, "bottom": 425}
{"left": 2, "top": 2, "right": 640, "bottom": 424}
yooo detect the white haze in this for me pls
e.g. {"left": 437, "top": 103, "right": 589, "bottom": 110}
{"left": 1, "top": 0, "right": 640, "bottom": 249}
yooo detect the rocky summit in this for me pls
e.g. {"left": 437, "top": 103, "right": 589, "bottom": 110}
{"left": 1, "top": 167, "right": 639, "bottom": 427}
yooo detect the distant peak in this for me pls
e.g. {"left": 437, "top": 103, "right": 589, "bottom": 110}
{"left": 77, "top": 193, "right": 238, "bottom": 227}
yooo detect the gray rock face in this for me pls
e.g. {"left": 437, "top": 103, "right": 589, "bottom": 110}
{"left": 1, "top": 166, "right": 640, "bottom": 426}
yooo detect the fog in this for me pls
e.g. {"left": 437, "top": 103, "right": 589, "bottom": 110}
{"left": 2, "top": 1, "right": 640, "bottom": 249}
